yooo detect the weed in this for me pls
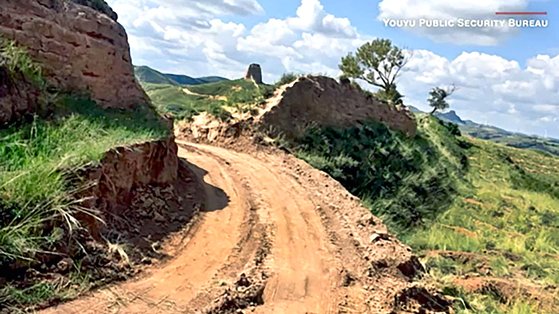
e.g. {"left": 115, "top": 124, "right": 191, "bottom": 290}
{"left": 275, "top": 73, "right": 300, "bottom": 86}
{"left": 0, "top": 95, "right": 167, "bottom": 307}
{"left": 0, "top": 38, "right": 45, "bottom": 88}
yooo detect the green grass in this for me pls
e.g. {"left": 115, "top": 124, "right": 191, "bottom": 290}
{"left": 0, "top": 38, "right": 45, "bottom": 88}
{"left": 460, "top": 123, "right": 559, "bottom": 157}
{"left": 294, "top": 115, "right": 467, "bottom": 233}
{"left": 0, "top": 270, "right": 93, "bottom": 311}
{"left": 144, "top": 83, "right": 229, "bottom": 120}
{"left": 134, "top": 66, "right": 178, "bottom": 86}
{"left": 275, "top": 73, "right": 300, "bottom": 87}
{"left": 185, "top": 79, "right": 260, "bottom": 96}
{"left": 289, "top": 114, "right": 559, "bottom": 313}
{"left": 0, "top": 95, "right": 167, "bottom": 278}
{"left": 142, "top": 79, "right": 275, "bottom": 121}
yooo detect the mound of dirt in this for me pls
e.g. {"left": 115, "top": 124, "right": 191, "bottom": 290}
{"left": 258, "top": 76, "right": 417, "bottom": 139}
{"left": 177, "top": 76, "right": 417, "bottom": 144}
{"left": 0, "top": 139, "right": 202, "bottom": 313}
{"left": 454, "top": 276, "right": 558, "bottom": 310}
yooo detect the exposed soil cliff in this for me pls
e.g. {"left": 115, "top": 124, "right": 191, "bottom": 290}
{"left": 259, "top": 76, "right": 417, "bottom": 138}
{"left": 76, "top": 136, "right": 182, "bottom": 235}
{"left": 180, "top": 76, "right": 418, "bottom": 143}
{"left": 0, "top": 0, "right": 147, "bottom": 109}
{"left": 0, "top": 62, "right": 42, "bottom": 125}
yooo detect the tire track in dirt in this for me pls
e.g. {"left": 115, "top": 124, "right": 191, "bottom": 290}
{"left": 186, "top": 144, "right": 343, "bottom": 313}
{"left": 42, "top": 142, "right": 446, "bottom": 314}
{"left": 43, "top": 148, "right": 256, "bottom": 314}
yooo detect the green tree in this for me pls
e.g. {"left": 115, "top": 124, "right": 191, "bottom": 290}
{"left": 339, "top": 39, "right": 408, "bottom": 104}
{"left": 428, "top": 85, "right": 456, "bottom": 115}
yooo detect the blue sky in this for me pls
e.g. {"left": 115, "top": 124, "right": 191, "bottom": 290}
{"left": 107, "top": 0, "right": 558, "bottom": 138}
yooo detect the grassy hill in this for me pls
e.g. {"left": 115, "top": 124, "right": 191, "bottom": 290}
{"left": 409, "top": 107, "right": 559, "bottom": 157}
{"left": 290, "top": 115, "right": 559, "bottom": 313}
{"left": 141, "top": 79, "right": 274, "bottom": 121}
{"left": 134, "top": 66, "right": 228, "bottom": 86}
{"left": 463, "top": 125, "right": 559, "bottom": 157}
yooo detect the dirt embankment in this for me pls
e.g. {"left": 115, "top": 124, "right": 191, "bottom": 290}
{"left": 0, "top": 0, "right": 147, "bottom": 109}
{"left": 43, "top": 141, "right": 449, "bottom": 314}
{"left": 258, "top": 76, "right": 417, "bottom": 139}
{"left": 178, "top": 76, "right": 418, "bottom": 144}
{"left": 0, "top": 136, "right": 202, "bottom": 312}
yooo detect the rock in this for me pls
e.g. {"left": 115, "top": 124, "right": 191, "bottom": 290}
{"left": 397, "top": 256, "right": 425, "bottom": 279}
{"left": 369, "top": 232, "right": 390, "bottom": 243}
{"left": 245, "top": 64, "right": 263, "bottom": 84}
{"left": 154, "top": 211, "right": 166, "bottom": 223}
{"left": 236, "top": 273, "right": 251, "bottom": 287}
{"left": 56, "top": 258, "right": 73, "bottom": 273}
{"left": 0, "top": 0, "right": 148, "bottom": 109}
{"left": 358, "top": 214, "right": 377, "bottom": 227}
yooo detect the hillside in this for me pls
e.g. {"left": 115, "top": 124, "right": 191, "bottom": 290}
{"left": 412, "top": 108, "right": 559, "bottom": 157}
{"left": 3, "top": 1, "right": 558, "bottom": 311}
{"left": 141, "top": 78, "right": 274, "bottom": 120}
{"left": 290, "top": 115, "right": 559, "bottom": 313}
{"left": 134, "top": 65, "right": 228, "bottom": 86}
{"left": 159, "top": 78, "right": 559, "bottom": 313}
{"left": 0, "top": 7, "right": 184, "bottom": 311}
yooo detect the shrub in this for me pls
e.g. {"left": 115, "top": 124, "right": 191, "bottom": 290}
{"left": 276, "top": 73, "right": 299, "bottom": 87}
{"left": 0, "top": 38, "right": 45, "bottom": 87}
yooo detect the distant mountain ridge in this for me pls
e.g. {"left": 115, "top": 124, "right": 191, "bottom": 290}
{"left": 134, "top": 66, "right": 229, "bottom": 86}
{"left": 409, "top": 106, "right": 559, "bottom": 157}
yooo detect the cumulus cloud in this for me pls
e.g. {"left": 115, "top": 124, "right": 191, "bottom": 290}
{"left": 378, "top": 0, "right": 532, "bottom": 45}
{"left": 236, "top": 0, "right": 366, "bottom": 80}
{"left": 108, "top": 0, "right": 366, "bottom": 82}
{"left": 106, "top": 0, "right": 558, "bottom": 137}
{"left": 400, "top": 51, "right": 559, "bottom": 137}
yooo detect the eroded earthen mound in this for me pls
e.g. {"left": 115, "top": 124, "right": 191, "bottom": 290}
{"left": 259, "top": 76, "right": 417, "bottom": 139}
{"left": 0, "top": 0, "right": 147, "bottom": 109}
{"left": 179, "top": 76, "right": 418, "bottom": 144}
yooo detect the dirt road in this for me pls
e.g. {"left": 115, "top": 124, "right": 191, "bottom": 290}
{"left": 43, "top": 143, "right": 444, "bottom": 314}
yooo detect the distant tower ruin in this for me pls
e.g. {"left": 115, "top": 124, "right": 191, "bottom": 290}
{"left": 245, "top": 63, "right": 263, "bottom": 84}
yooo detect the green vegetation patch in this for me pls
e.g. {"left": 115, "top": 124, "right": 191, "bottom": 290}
{"left": 293, "top": 115, "right": 467, "bottom": 233}
{"left": 290, "top": 113, "right": 559, "bottom": 312}
{"left": 143, "top": 80, "right": 275, "bottom": 121}
{"left": 0, "top": 96, "right": 167, "bottom": 265}
{"left": 144, "top": 83, "right": 229, "bottom": 120}
{"left": 0, "top": 96, "right": 168, "bottom": 309}
{"left": 185, "top": 79, "right": 262, "bottom": 96}
{"left": 0, "top": 38, "right": 45, "bottom": 88}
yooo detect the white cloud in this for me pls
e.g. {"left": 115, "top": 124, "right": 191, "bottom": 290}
{"left": 106, "top": 0, "right": 558, "bottom": 138}
{"left": 236, "top": 0, "right": 365, "bottom": 80}
{"left": 401, "top": 50, "right": 559, "bottom": 137}
{"left": 378, "top": 0, "right": 531, "bottom": 45}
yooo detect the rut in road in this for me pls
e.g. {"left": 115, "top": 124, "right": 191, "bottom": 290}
{"left": 43, "top": 142, "right": 445, "bottom": 314}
